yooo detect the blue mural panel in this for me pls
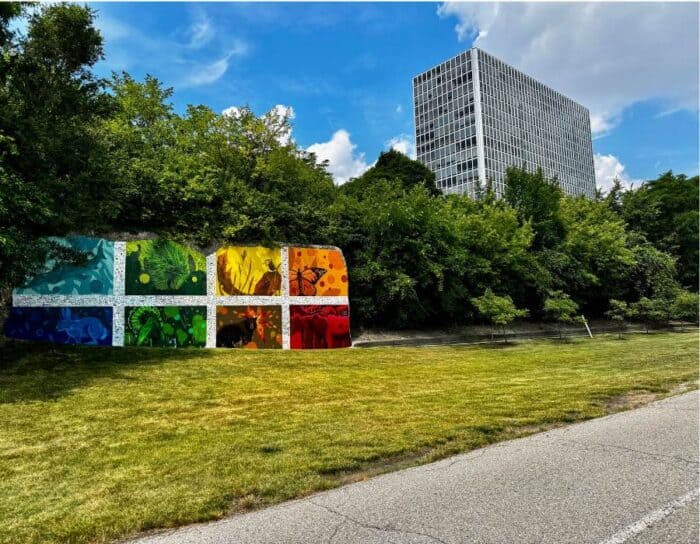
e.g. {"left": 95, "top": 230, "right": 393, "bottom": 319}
{"left": 14, "top": 236, "right": 114, "bottom": 295}
{"left": 4, "top": 307, "right": 113, "bottom": 346}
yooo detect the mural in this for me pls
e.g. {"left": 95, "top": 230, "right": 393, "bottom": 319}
{"left": 8, "top": 239, "right": 351, "bottom": 349}
{"left": 289, "top": 247, "right": 348, "bottom": 296}
{"left": 14, "top": 236, "right": 114, "bottom": 295}
{"left": 217, "top": 246, "right": 282, "bottom": 296}
{"left": 290, "top": 305, "right": 351, "bottom": 349}
{"left": 126, "top": 239, "right": 206, "bottom": 295}
{"left": 4, "top": 307, "right": 113, "bottom": 345}
{"left": 216, "top": 306, "right": 282, "bottom": 348}
{"left": 124, "top": 306, "right": 207, "bottom": 348}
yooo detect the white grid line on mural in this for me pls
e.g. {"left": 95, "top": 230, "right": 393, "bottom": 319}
{"left": 12, "top": 244, "right": 349, "bottom": 349}
{"left": 12, "top": 295, "right": 350, "bottom": 307}
{"left": 112, "top": 242, "right": 126, "bottom": 346}
{"left": 205, "top": 253, "right": 217, "bottom": 348}
{"left": 280, "top": 247, "right": 291, "bottom": 350}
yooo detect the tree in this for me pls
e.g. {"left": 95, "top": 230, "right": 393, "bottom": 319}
{"left": 605, "top": 299, "right": 631, "bottom": 339}
{"left": 629, "top": 297, "right": 668, "bottom": 333}
{"left": 550, "top": 197, "right": 636, "bottom": 314}
{"left": 340, "top": 149, "right": 439, "bottom": 199}
{"left": 670, "top": 290, "right": 699, "bottom": 330}
{"left": 621, "top": 172, "right": 699, "bottom": 290}
{"left": 504, "top": 166, "right": 565, "bottom": 249}
{"left": 544, "top": 291, "right": 579, "bottom": 340}
{"left": 0, "top": 4, "right": 115, "bottom": 297}
{"left": 627, "top": 235, "right": 679, "bottom": 301}
{"left": 472, "top": 288, "right": 528, "bottom": 343}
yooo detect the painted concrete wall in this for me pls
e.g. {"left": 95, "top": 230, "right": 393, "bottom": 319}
{"left": 7, "top": 237, "right": 351, "bottom": 349}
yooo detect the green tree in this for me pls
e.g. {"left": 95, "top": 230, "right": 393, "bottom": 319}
{"left": 472, "top": 288, "right": 528, "bottom": 343}
{"left": 553, "top": 196, "right": 635, "bottom": 313}
{"left": 605, "top": 299, "right": 631, "bottom": 339}
{"left": 340, "top": 149, "right": 439, "bottom": 199}
{"left": 629, "top": 297, "right": 668, "bottom": 333}
{"left": 544, "top": 290, "right": 579, "bottom": 340}
{"left": 0, "top": 4, "right": 114, "bottom": 297}
{"left": 621, "top": 172, "right": 699, "bottom": 289}
{"left": 670, "top": 290, "right": 699, "bottom": 330}
{"left": 102, "top": 77, "right": 335, "bottom": 246}
{"left": 627, "top": 235, "right": 679, "bottom": 301}
{"left": 504, "top": 166, "right": 565, "bottom": 249}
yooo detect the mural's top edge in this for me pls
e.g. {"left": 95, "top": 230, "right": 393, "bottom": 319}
{"left": 52, "top": 235, "right": 344, "bottom": 254}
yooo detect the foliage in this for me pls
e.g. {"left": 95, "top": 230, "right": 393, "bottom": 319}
{"left": 329, "top": 180, "right": 535, "bottom": 328}
{"left": 620, "top": 171, "right": 699, "bottom": 289}
{"left": 605, "top": 299, "right": 630, "bottom": 339}
{"left": 552, "top": 197, "right": 636, "bottom": 313}
{"left": 629, "top": 297, "right": 668, "bottom": 333}
{"left": 472, "top": 288, "right": 528, "bottom": 342}
{"left": 504, "top": 166, "right": 565, "bottom": 249}
{"left": 544, "top": 290, "right": 579, "bottom": 339}
{"left": 0, "top": 4, "right": 114, "bottom": 291}
{"left": 1, "top": 6, "right": 697, "bottom": 333}
{"left": 670, "top": 290, "right": 699, "bottom": 327}
{"left": 341, "top": 149, "right": 439, "bottom": 198}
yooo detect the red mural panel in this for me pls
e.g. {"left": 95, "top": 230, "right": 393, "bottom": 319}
{"left": 290, "top": 305, "right": 351, "bottom": 349}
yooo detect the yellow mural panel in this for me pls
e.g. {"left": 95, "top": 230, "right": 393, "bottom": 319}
{"left": 288, "top": 247, "right": 349, "bottom": 296}
{"left": 217, "top": 246, "right": 282, "bottom": 296}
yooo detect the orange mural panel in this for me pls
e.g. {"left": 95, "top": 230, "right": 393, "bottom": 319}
{"left": 288, "top": 247, "right": 349, "bottom": 296}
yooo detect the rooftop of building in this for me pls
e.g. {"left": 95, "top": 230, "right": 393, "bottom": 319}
{"left": 412, "top": 47, "right": 589, "bottom": 113}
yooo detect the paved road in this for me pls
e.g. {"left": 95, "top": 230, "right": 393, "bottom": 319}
{"left": 133, "top": 391, "right": 699, "bottom": 544}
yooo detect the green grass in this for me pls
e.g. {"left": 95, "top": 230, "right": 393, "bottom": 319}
{"left": 0, "top": 332, "right": 697, "bottom": 544}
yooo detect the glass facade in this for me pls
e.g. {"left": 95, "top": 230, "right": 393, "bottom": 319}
{"left": 413, "top": 48, "right": 596, "bottom": 198}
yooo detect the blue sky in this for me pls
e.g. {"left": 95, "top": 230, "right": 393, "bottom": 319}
{"left": 90, "top": 2, "right": 699, "bottom": 188}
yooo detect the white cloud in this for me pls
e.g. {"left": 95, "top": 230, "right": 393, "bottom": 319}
{"left": 188, "top": 13, "right": 214, "bottom": 49}
{"left": 307, "top": 130, "right": 371, "bottom": 185}
{"left": 395, "top": 104, "right": 403, "bottom": 114}
{"left": 387, "top": 134, "right": 416, "bottom": 160}
{"left": 594, "top": 153, "right": 641, "bottom": 192}
{"left": 95, "top": 13, "right": 247, "bottom": 88}
{"left": 183, "top": 42, "right": 248, "bottom": 87}
{"left": 222, "top": 106, "right": 243, "bottom": 119}
{"left": 438, "top": 3, "right": 699, "bottom": 136}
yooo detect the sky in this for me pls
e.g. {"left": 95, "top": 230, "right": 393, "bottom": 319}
{"left": 88, "top": 2, "right": 699, "bottom": 189}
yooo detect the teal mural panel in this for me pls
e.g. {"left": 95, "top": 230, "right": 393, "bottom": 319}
{"left": 14, "top": 236, "right": 114, "bottom": 295}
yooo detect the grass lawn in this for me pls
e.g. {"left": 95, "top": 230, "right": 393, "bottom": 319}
{"left": 0, "top": 332, "right": 697, "bottom": 544}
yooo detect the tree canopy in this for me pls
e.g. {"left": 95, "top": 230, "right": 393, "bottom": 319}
{"left": 1, "top": 4, "right": 696, "bottom": 332}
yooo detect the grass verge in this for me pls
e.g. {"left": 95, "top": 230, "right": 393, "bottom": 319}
{"left": 0, "top": 332, "right": 697, "bottom": 544}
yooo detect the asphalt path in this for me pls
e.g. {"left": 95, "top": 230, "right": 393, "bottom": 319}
{"left": 132, "top": 391, "right": 699, "bottom": 544}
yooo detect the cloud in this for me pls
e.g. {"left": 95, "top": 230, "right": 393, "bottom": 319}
{"left": 181, "top": 41, "right": 248, "bottom": 87}
{"left": 387, "top": 134, "right": 416, "bottom": 160}
{"left": 594, "top": 153, "right": 641, "bottom": 192}
{"left": 95, "top": 12, "right": 248, "bottom": 88}
{"left": 307, "top": 130, "right": 371, "bottom": 185}
{"left": 188, "top": 12, "right": 214, "bottom": 49}
{"left": 438, "top": 3, "right": 699, "bottom": 135}
{"left": 395, "top": 104, "right": 403, "bottom": 114}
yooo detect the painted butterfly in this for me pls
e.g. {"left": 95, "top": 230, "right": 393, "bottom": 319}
{"left": 291, "top": 267, "right": 326, "bottom": 296}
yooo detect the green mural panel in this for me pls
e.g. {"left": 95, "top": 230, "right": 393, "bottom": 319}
{"left": 124, "top": 306, "right": 207, "bottom": 348}
{"left": 125, "top": 239, "right": 206, "bottom": 295}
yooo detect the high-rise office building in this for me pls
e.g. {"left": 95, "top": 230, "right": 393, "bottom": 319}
{"left": 413, "top": 48, "right": 596, "bottom": 198}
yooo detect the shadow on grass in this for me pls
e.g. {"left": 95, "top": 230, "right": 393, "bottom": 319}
{"left": 0, "top": 340, "right": 208, "bottom": 404}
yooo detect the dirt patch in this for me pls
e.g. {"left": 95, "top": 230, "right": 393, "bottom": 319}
{"left": 604, "top": 382, "right": 697, "bottom": 413}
